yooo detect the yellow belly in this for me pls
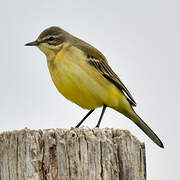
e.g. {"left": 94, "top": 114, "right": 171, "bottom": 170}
{"left": 47, "top": 45, "right": 126, "bottom": 110}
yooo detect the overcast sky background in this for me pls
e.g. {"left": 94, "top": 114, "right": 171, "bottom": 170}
{"left": 1, "top": 0, "right": 179, "bottom": 179}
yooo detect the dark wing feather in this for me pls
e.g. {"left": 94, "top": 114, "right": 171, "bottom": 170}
{"left": 72, "top": 41, "right": 136, "bottom": 106}
{"left": 88, "top": 58, "right": 136, "bottom": 106}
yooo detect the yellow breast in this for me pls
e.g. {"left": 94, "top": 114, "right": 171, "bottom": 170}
{"left": 47, "top": 44, "right": 123, "bottom": 110}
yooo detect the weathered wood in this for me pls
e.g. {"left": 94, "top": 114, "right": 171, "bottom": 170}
{"left": 0, "top": 128, "right": 146, "bottom": 180}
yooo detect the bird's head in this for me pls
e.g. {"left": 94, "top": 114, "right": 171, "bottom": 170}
{"left": 25, "top": 26, "right": 68, "bottom": 57}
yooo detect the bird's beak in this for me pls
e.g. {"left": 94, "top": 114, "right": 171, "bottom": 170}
{"left": 25, "top": 40, "right": 39, "bottom": 46}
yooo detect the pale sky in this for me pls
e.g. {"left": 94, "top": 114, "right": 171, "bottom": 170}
{"left": 1, "top": 0, "right": 179, "bottom": 179}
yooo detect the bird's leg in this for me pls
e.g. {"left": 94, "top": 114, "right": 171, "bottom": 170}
{"left": 75, "top": 109, "right": 95, "bottom": 128}
{"left": 96, "top": 105, "right": 107, "bottom": 128}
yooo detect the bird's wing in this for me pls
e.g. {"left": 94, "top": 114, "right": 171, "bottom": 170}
{"left": 75, "top": 43, "right": 137, "bottom": 106}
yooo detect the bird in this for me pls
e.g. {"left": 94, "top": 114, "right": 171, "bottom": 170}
{"left": 25, "top": 26, "right": 164, "bottom": 148}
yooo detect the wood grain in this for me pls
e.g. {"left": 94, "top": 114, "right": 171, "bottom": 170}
{"left": 0, "top": 128, "right": 146, "bottom": 180}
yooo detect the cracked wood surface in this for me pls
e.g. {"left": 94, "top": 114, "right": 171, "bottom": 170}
{"left": 0, "top": 128, "right": 146, "bottom": 180}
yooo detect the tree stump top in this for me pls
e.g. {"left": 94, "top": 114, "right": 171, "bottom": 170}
{"left": 0, "top": 127, "right": 146, "bottom": 180}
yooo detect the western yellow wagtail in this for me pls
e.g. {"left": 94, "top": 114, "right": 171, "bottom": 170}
{"left": 25, "top": 26, "right": 164, "bottom": 148}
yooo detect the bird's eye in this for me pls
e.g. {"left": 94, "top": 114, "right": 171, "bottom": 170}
{"left": 48, "top": 37, "right": 54, "bottom": 41}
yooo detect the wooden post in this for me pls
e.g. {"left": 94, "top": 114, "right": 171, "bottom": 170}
{"left": 0, "top": 128, "right": 146, "bottom": 180}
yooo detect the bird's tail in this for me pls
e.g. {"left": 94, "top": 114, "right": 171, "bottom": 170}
{"left": 117, "top": 107, "right": 164, "bottom": 148}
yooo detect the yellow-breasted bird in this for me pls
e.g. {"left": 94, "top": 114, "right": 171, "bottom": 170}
{"left": 25, "top": 26, "right": 164, "bottom": 148}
